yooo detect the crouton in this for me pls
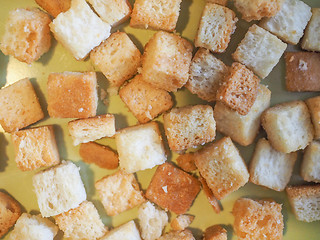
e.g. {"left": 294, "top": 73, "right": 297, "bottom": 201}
{"left": 100, "top": 220, "right": 141, "bottom": 240}
{"left": 302, "top": 8, "right": 320, "bottom": 52}
{"left": 204, "top": 225, "right": 227, "bottom": 240}
{"left": 35, "top": 0, "right": 71, "bottom": 17}
{"left": 199, "top": 175, "right": 221, "bottom": 213}
{"left": 176, "top": 152, "right": 197, "bottom": 172}
{"left": 158, "top": 230, "right": 195, "bottom": 240}
{"left": 301, "top": 141, "right": 320, "bottom": 183}
{"left": 171, "top": 215, "right": 194, "bottom": 231}
{"left": 306, "top": 96, "right": 320, "bottom": 139}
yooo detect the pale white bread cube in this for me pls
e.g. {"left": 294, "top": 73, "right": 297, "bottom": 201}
{"left": 305, "top": 96, "right": 320, "bottom": 140}
{"left": 301, "top": 141, "right": 320, "bottom": 183}
{"left": 233, "top": 24, "right": 287, "bottom": 79}
{"left": 260, "top": 0, "right": 312, "bottom": 45}
{"left": 249, "top": 138, "right": 297, "bottom": 191}
{"left": 302, "top": 8, "right": 320, "bottom": 52}
{"left": 50, "top": 0, "right": 111, "bottom": 60}
{"left": 100, "top": 220, "right": 141, "bottom": 240}
{"left": 32, "top": 161, "right": 87, "bottom": 217}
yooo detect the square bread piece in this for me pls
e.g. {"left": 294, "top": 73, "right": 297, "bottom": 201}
{"left": 194, "top": 137, "right": 249, "bottom": 200}
{"left": 12, "top": 125, "right": 60, "bottom": 171}
{"left": 195, "top": 3, "right": 237, "bottom": 53}
{"left": 232, "top": 198, "right": 283, "bottom": 240}
{"left": 233, "top": 24, "right": 287, "bottom": 79}
{"left": 261, "top": 101, "right": 314, "bottom": 153}
{"left": 186, "top": 48, "right": 229, "bottom": 102}
{"left": 47, "top": 72, "right": 97, "bottom": 118}
{"left": 0, "top": 78, "right": 44, "bottom": 133}
{"left": 249, "top": 138, "right": 297, "bottom": 191}
{"left": 286, "top": 184, "right": 320, "bottom": 222}
{"left": 158, "top": 230, "right": 195, "bottom": 240}
{"left": 32, "top": 161, "right": 87, "bottom": 217}
{"left": 141, "top": 31, "right": 193, "bottom": 92}
{"left": 90, "top": 32, "right": 141, "bottom": 90}
{"left": 260, "top": 0, "right": 312, "bottom": 45}
{"left": 302, "top": 8, "right": 320, "bottom": 52}
{"left": 163, "top": 105, "right": 216, "bottom": 152}
{"left": 130, "top": 0, "right": 182, "bottom": 32}
{"left": 100, "top": 220, "right": 141, "bottom": 240}
{"left": 115, "top": 122, "right": 166, "bottom": 173}
{"left": 204, "top": 225, "right": 227, "bottom": 240}
{"left": 306, "top": 96, "right": 320, "bottom": 139}
{"left": 119, "top": 74, "right": 173, "bottom": 124}
{"left": 301, "top": 141, "right": 320, "bottom": 183}
{"left": 285, "top": 52, "right": 320, "bottom": 92}
{"left": 0, "top": 8, "right": 51, "bottom": 64}
{"left": 95, "top": 170, "right": 145, "bottom": 216}
{"left": 214, "top": 84, "right": 271, "bottom": 146}
{"left": 50, "top": 0, "right": 111, "bottom": 60}
{"left": 35, "top": 0, "right": 71, "bottom": 17}
{"left": 55, "top": 201, "right": 107, "bottom": 240}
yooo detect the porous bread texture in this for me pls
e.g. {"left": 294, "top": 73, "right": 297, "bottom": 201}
{"left": 157, "top": 230, "right": 195, "bottom": 240}
{"left": 0, "top": 8, "right": 51, "bottom": 64}
{"left": 301, "top": 141, "right": 320, "bottom": 183}
{"left": 55, "top": 201, "right": 107, "bottom": 240}
{"left": 176, "top": 152, "right": 197, "bottom": 172}
{"left": 232, "top": 198, "right": 283, "bottom": 240}
{"left": 0, "top": 78, "right": 44, "bottom": 133}
{"left": 100, "top": 220, "right": 141, "bottom": 240}
{"left": 163, "top": 105, "right": 216, "bottom": 152}
{"left": 260, "top": 0, "right": 312, "bottom": 45}
{"left": 286, "top": 184, "right": 320, "bottom": 222}
{"left": 204, "top": 225, "right": 227, "bottom": 240}
{"left": 186, "top": 48, "right": 229, "bottom": 102}
{"left": 130, "top": 0, "right": 182, "bottom": 32}
{"left": 8, "top": 213, "right": 58, "bottom": 240}
{"left": 233, "top": 24, "right": 287, "bottom": 79}
{"left": 306, "top": 96, "right": 320, "bottom": 139}
{"left": 206, "top": 0, "right": 228, "bottom": 6}
{"left": 119, "top": 74, "right": 173, "bottom": 123}
{"left": 249, "top": 138, "right": 297, "bottom": 191}
{"left": 261, "top": 100, "right": 314, "bottom": 153}
{"left": 32, "top": 161, "right": 87, "bottom": 217}
{"left": 194, "top": 137, "right": 249, "bottom": 200}
{"left": 170, "top": 215, "right": 194, "bottom": 231}
{"left": 195, "top": 3, "right": 237, "bottom": 53}
{"left": 35, "top": 0, "right": 71, "bottom": 17}
{"left": 115, "top": 122, "right": 166, "bottom": 173}
{"left": 95, "top": 170, "right": 145, "bottom": 216}
{"left": 141, "top": 31, "right": 193, "bottom": 92}
{"left": 302, "top": 8, "right": 320, "bottom": 52}
{"left": 50, "top": 0, "right": 111, "bottom": 60}
{"left": 12, "top": 125, "right": 60, "bottom": 171}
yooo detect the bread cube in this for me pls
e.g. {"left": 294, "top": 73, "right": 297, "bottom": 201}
{"left": 176, "top": 152, "right": 197, "bottom": 172}
{"left": 141, "top": 31, "right": 193, "bottom": 92}
{"left": 199, "top": 175, "right": 221, "bottom": 213}
{"left": 302, "top": 8, "right": 320, "bottom": 52}
{"left": 12, "top": 125, "right": 60, "bottom": 171}
{"left": 194, "top": 137, "right": 249, "bottom": 200}
{"left": 95, "top": 170, "right": 145, "bottom": 216}
{"left": 301, "top": 141, "right": 320, "bottom": 183}
{"left": 0, "top": 78, "right": 44, "bottom": 133}
{"left": 260, "top": 0, "right": 312, "bottom": 45}
{"left": 47, "top": 72, "right": 98, "bottom": 118}
{"left": 32, "top": 161, "right": 87, "bottom": 217}
{"left": 186, "top": 48, "right": 229, "bottom": 102}
{"left": 119, "top": 74, "right": 173, "bottom": 123}
{"left": 0, "top": 8, "right": 51, "bottom": 64}
{"left": 145, "top": 163, "right": 201, "bottom": 214}
{"left": 207, "top": 0, "right": 228, "bottom": 6}
{"left": 204, "top": 225, "right": 227, "bottom": 240}
{"left": 261, "top": 101, "right": 314, "bottom": 153}
{"left": 286, "top": 184, "right": 320, "bottom": 222}
{"left": 35, "top": 0, "right": 71, "bottom": 17}
{"left": 55, "top": 201, "right": 107, "bottom": 240}
{"left": 100, "top": 220, "right": 141, "bottom": 240}
{"left": 163, "top": 105, "right": 216, "bottom": 151}
{"left": 233, "top": 24, "right": 287, "bottom": 79}
{"left": 249, "top": 138, "right": 297, "bottom": 191}
{"left": 158, "top": 230, "right": 195, "bottom": 240}
{"left": 115, "top": 122, "right": 166, "bottom": 173}
{"left": 171, "top": 215, "right": 194, "bottom": 231}
{"left": 130, "top": 0, "right": 182, "bottom": 32}
{"left": 50, "top": 0, "right": 111, "bottom": 60}
{"left": 195, "top": 3, "right": 237, "bottom": 53}
{"left": 232, "top": 198, "right": 283, "bottom": 240}
{"left": 306, "top": 96, "right": 320, "bottom": 139}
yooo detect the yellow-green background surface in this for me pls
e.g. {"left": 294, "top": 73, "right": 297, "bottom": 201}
{"left": 0, "top": 0, "right": 319, "bottom": 239}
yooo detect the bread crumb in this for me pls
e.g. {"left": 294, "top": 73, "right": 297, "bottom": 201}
{"left": 162, "top": 186, "right": 168, "bottom": 193}
{"left": 299, "top": 59, "right": 308, "bottom": 71}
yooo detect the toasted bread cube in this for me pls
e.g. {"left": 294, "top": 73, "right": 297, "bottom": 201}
{"left": 260, "top": 0, "right": 312, "bottom": 45}
{"left": 204, "top": 225, "right": 227, "bottom": 240}
{"left": 163, "top": 105, "right": 216, "bottom": 151}
{"left": 186, "top": 48, "right": 229, "bottom": 102}
{"left": 171, "top": 215, "right": 194, "bottom": 231}
{"left": 141, "top": 31, "right": 193, "bottom": 92}
{"left": 233, "top": 198, "right": 283, "bottom": 240}
{"left": 47, "top": 72, "right": 98, "bottom": 118}
{"left": 286, "top": 185, "right": 320, "bottom": 222}
{"left": 216, "top": 62, "right": 260, "bottom": 115}
{"left": 261, "top": 101, "right": 314, "bottom": 153}
{"left": 176, "top": 152, "right": 197, "bottom": 172}
{"left": 50, "top": 0, "right": 111, "bottom": 60}
{"left": 100, "top": 220, "right": 141, "bottom": 240}
{"left": 158, "top": 230, "right": 195, "bottom": 240}
{"left": 12, "top": 125, "right": 60, "bottom": 171}
{"left": 199, "top": 175, "right": 221, "bottom": 213}
{"left": 146, "top": 163, "right": 201, "bottom": 214}
{"left": 285, "top": 52, "right": 320, "bottom": 92}
{"left": 35, "top": 0, "right": 71, "bottom": 17}
{"left": 207, "top": 0, "right": 228, "bottom": 6}
{"left": 130, "top": 0, "right": 182, "bottom": 32}
{"left": 306, "top": 96, "right": 320, "bottom": 139}
{"left": 119, "top": 75, "right": 173, "bottom": 123}
{"left": 302, "top": 8, "right": 320, "bottom": 52}
{"left": 55, "top": 201, "right": 107, "bottom": 240}
{"left": 115, "top": 122, "right": 166, "bottom": 173}
{"left": 0, "top": 78, "right": 44, "bottom": 133}
{"left": 195, "top": 3, "right": 237, "bottom": 53}
{"left": 249, "top": 138, "right": 297, "bottom": 191}
{"left": 233, "top": 24, "right": 287, "bottom": 79}
{"left": 32, "top": 161, "right": 87, "bottom": 217}
{"left": 90, "top": 32, "right": 141, "bottom": 90}
{"left": 194, "top": 137, "right": 249, "bottom": 200}
{"left": 301, "top": 141, "right": 320, "bottom": 183}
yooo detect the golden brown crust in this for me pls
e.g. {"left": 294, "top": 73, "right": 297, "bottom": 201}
{"left": 204, "top": 225, "right": 227, "bottom": 240}
{"left": 286, "top": 185, "right": 320, "bottom": 199}
{"left": 170, "top": 215, "right": 194, "bottom": 231}
{"left": 176, "top": 152, "right": 197, "bottom": 173}
{"left": 306, "top": 96, "right": 320, "bottom": 139}
{"left": 158, "top": 229, "right": 195, "bottom": 240}
{"left": 199, "top": 175, "right": 221, "bottom": 214}
{"left": 35, "top": 0, "right": 71, "bottom": 17}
